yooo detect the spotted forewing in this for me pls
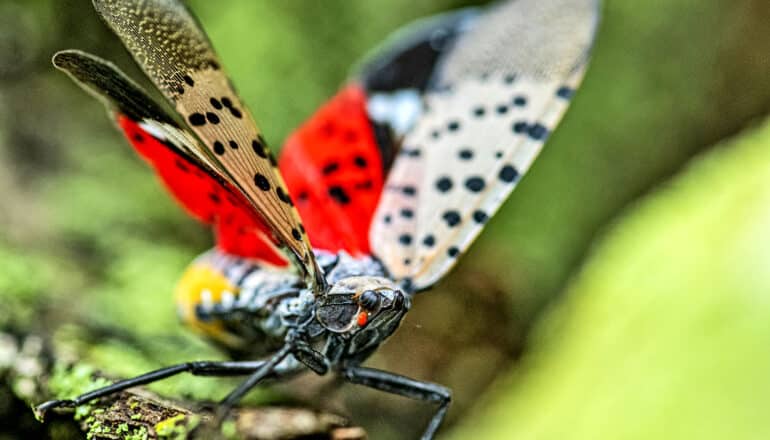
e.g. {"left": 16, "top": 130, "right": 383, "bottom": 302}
{"left": 92, "top": 0, "right": 322, "bottom": 286}
{"left": 52, "top": 50, "right": 291, "bottom": 266}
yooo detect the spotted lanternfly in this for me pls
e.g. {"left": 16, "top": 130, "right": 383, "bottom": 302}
{"left": 37, "top": 0, "right": 600, "bottom": 438}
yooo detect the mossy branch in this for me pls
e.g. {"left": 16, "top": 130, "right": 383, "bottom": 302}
{"left": 2, "top": 331, "right": 365, "bottom": 440}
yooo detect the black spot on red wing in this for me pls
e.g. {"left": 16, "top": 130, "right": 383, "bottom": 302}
{"left": 209, "top": 193, "right": 221, "bottom": 204}
{"left": 328, "top": 186, "right": 351, "bottom": 204}
{"left": 254, "top": 173, "right": 271, "bottom": 191}
{"left": 189, "top": 113, "right": 206, "bottom": 126}
{"left": 298, "top": 191, "right": 309, "bottom": 202}
{"left": 354, "top": 155, "right": 367, "bottom": 168}
{"left": 344, "top": 130, "right": 358, "bottom": 143}
{"left": 322, "top": 162, "right": 340, "bottom": 175}
{"left": 355, "top": 180, "right": 373, "bottom": 190}
{"left": 320, "top": 121, "right": 335, "bottom": 137}
{"left": 442, "top": 210, "right": 461, "bottom": 227}
{"left": 175, "top": 160, "right": 189, "bottom": 172}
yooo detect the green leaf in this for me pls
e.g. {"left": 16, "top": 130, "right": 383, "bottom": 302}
{"left": 449, "top": 118, "right": 770, "bottom": 439}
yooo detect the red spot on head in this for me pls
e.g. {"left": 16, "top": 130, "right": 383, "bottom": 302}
{"left": 357, "top": 311, "right": 368, "bottom": 327}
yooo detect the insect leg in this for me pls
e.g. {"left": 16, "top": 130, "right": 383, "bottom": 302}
{"left": 342, "top": 366, "right": 451, "bottom": 440}
{"left": 291, "top": 340, "right": 329, "bottom": 375}
{"left": 35, "top": 360, "right": 268, "bottom": 419}
{"left": 218, "top": 344, "right": 292, "bottom": 412}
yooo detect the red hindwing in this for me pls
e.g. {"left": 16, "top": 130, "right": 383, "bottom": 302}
{"left": 118, "top": 115, "right": 288, "bottom": 266}
{"left": 279, "top": 85, "right": 384, "bottom": 255}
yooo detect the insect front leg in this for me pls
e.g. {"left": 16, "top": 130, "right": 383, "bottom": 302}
{"left": 218, "top": 344, "right": 292, "bottom": 413}
{"left": 35, "top": 359, "right": 269, "bottom": 420}
{"left": 291, "top": 340, "right": 329, "bottom": 375}
{"left": 342, "top": 366, "right": 452, "bottom": 440}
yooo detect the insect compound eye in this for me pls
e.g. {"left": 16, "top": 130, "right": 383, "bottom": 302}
{"left": 316, "top": 299, "right": 358, "bottom": 333}
{"left": 358, "top": 290, "right": 381, "bottom": 312}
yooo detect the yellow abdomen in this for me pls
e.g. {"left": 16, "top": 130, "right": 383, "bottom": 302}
{"left": 174, "top": 261, "right": 245, "bottom": 349}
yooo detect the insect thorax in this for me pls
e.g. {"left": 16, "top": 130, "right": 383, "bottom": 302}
{"left": 175, "top": 249, "right": 409, "bottom": 364}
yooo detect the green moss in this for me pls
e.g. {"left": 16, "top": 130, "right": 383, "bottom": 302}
{"left": 448, "top": 118, "right": 770, "bottom": 439}
{"left": 46, "top": 363, "right": 112, "bottom": 421}
{"left": 220, "top": 420, "right": 237, "bottom": 440}
{"left": 124, "top": 426, "right": 148, "bottom": 440}
{"left": 155, "top": 414, "right": 200, "bottom": 440}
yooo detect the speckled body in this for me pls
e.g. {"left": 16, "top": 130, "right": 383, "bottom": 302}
{"left": 176, "top": 249, "right": 411, "bottom": 373}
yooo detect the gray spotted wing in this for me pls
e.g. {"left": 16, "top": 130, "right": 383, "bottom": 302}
{"left": 370, "top": 0, "right": 600, "bottom": 290}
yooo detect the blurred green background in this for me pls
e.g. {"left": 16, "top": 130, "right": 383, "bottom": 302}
{"left": 0, "top": 0, "right": 769, "bottom": 439}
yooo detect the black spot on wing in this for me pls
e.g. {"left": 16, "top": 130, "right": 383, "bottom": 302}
{"left": 254, "top": 173, "right": 270, "bottom": 191}
{"left": 322, "top": 162, "right": 340, "bottom": 175}
{"left": 328, "top": 186, "right": 351, "bottom": 204}
{"left": 465, "top": 176, "right": 485, "bottom": 193}
{"left": 499, "top": 165, "right": 519, "bottom": 183}
{"left": 205, "top": 112, "right": 220, "bottom": 124}
{"left": 435, "top": 176, "right": 453, "bottom": 193}
{"left": 188, "top": 113, "right": 206, "bottom": 126}
{"left": 442, "top": 210, "right": 461, "bottom": 227}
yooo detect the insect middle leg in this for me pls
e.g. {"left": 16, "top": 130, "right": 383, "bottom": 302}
{"left": 36, "top": 359, "right": 270, "bottom": 419}
{"left": 342, "top": 366, "right": 452, "bottom": 440}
